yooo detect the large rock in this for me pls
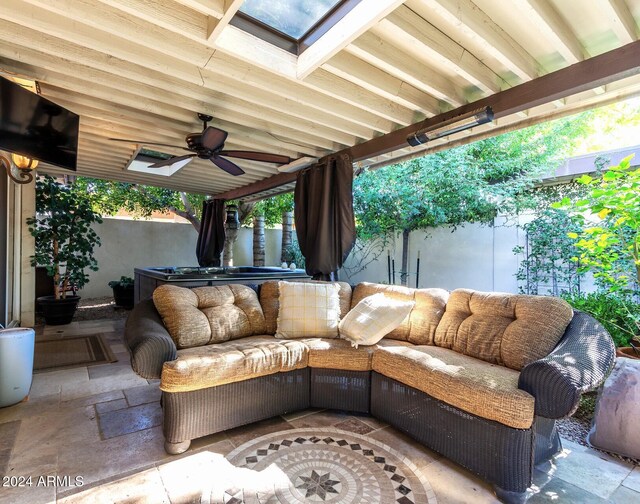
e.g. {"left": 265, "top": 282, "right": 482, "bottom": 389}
{"left": 589, "top": 357, "right": 640, "bottom": 458}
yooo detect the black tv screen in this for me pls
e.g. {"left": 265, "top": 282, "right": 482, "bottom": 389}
{"left": 0, "top": 76, "right": 79, "bottom": 171}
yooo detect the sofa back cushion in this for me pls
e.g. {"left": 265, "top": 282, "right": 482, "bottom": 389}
{"left": 260, "top": 280, "right": 352, "bottom": 335}
{"left": 153, "top": 284, "right": 266, "bottom": 349}
{"left": 434, "top": 289, "right": 574, "bottom": 370}
{"left": 350, "top": 283, "right": 449, "bottom": 345}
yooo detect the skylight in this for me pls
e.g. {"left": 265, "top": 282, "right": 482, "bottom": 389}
{"left": 239, "top": 0, "right": 343, "bottom": 40}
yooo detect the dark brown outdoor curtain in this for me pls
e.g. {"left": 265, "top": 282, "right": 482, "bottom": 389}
{"left": 196, "top": 199, "right": 225, "bottom": 267}
{"left": 294, "top": 153, "right": 356, "bottom": 281}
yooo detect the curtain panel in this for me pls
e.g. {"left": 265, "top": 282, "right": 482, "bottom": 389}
{"left": 196, "top": 199, "right": 226, "bottom": 267}
{"left": 294, "top": 154, "right": 356, "bottom": 281}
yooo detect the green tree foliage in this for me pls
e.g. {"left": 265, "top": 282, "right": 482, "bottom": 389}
{"left": 27, "top": 176, "right": 103, "bottom": 299}
{"left": 238, "top": 193, "right": 294, "bottom": 228}
{"left": 74, "top": 178, "right": 206, "bottom": 231}
{"left": 553, "top": 154, "right": 640, "bottom": 294}
{"left": 513, "top": 208, "right": 584, "bottom": 295}
{"left": 354, "top": 112, "right": 589, "bottom": 240}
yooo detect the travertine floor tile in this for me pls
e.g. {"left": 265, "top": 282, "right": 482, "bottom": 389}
{"left": 530, "top": 477, "right": 607, "bottom": 503}
{"left": 421, "top": 457, "right": 498, "bottom": 504}
{"left": 226, "top": 416, "right": 293, "bottom": 448}
{"left": 56, "top": 426, "right": 169, "bottom": 489}
{"left": 623, "top": 465, "right": 640, "bottom": 492}
{"left": 551, "top": 439, "right": 633, "bottom": 499}
{"left": 58, "top": 467, "right": 169, "bottom": 504}
{"left": 287, "top": 409, "right": 349, "bottom": 428}
{"left": 123, "top": 383, "right": 161, "bottom": 407}
{"left": 97, "top": 402, "right": 162, "bottom": 439}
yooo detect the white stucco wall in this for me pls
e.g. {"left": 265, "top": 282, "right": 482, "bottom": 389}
{"left": 80, "top": 219, "right": 283, "bottom": 298}
{"left": 341, "top": 217, "right": 524, "bottom": 294}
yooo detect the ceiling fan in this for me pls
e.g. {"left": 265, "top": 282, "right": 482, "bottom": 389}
{"left": 110, "top": 113, "right": 292, "bottom": 176}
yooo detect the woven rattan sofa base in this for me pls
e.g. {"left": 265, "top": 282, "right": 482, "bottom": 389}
{"left": 371, "top": 371, "right": 556, "bottom": 503}
{"left": 162, "top": 368, "right": 310, "bottom": 454}
{"left": 310, "top": 369, "right": 371, "bottom": 413}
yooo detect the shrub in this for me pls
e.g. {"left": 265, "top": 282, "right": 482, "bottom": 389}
{"left": 561, "top": 291, "right": 640, "bottom": 347}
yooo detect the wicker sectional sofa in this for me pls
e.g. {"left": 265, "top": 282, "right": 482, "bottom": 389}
{"left": 124, "top": 280, "right": 615, "bottom": 503}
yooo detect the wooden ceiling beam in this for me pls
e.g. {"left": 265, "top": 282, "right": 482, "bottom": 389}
{"left": 219, "top": 39, "right": 640, "bottom": 201}
{"left": 0, "top": 11, "right": 378, "bottom": 138}
{"left": 214, "top": 172, "right": 298, "bottom": 201}
{"left": 207, "top": 0, "right": 243, "bottom": 42}
{"left": 322, "top": 52, "right": 440, "bottom": 115}
{"left": 380, "top": 5, "right": 504, "bottom": 94}
{"left": 97, "top": 0, "right": 208, "bottom": 42}
{"left": 414, "top": 0, "right": 539, "bottom": 81}
{"left": 520, "top": 0, "right": 585, "bottom": 64}
{"left": 347, "top": 32, "right": 465, "bottom": 106}
{"left": 349, "top": 39, "right": 640, "bottom": 161}
{"left": 204, "top": 52, "right": 398, "bottom": 132}
{"left": 0, "top": 44, "right": 359, "bottom": 146}
{"left": 605, "top": 0, "right": 638, "bottom": 44}
{"left": 171, "top": 0, "right": 224, "bottom": 19}
{"left": 20, "top": 0, "right": 214, "bottom": 66}
{"left": 296, "top": 0, "right": 406, "bottom": 79}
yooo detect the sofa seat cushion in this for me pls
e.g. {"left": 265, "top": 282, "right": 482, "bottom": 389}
{"left": 303, "top": 338, "right": 374, "bottom": 371}
{"left": 153, "top": 284, "right": 266, "bottom": 349}
{"left": 372, "top": 345, "right": 534, "bottom": 429}
{"left": 160, "top": 336, "right": 308, "bottom": 393}
{"left": 435, "top": 289, "right": 573, "bottom": 370}
{"left": 302, "top": 338, "right": 415, "bottom": 372}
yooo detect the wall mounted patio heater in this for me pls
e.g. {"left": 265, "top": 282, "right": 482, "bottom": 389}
{"left": 407, "top": 106, "right": 494, "bottom": 146}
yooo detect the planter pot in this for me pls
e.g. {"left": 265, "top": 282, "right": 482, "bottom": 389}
{"left": 111, "top": 285, "right": 134, "bottom": 310}
{"left": 37, "top": 295, "right": 81, "bottom": 326}
{"left": 616, "top": 347, "right": 640, "bottom": 359}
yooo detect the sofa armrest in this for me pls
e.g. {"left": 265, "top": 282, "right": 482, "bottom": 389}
{"left": 124, "top": 299, "right": 177, "bottom": 379}
{"left": 518, "top": 311, "right": 615, "bottom": 419}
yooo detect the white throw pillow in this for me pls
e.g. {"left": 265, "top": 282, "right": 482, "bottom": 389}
{"left": 276, "top": 281, "right": 341, "bottom": 338}
{"left": 339, "top": 293, "right": 415, "bottom": 348}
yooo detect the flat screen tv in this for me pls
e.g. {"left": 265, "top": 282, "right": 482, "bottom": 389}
{"left": 0, "top": 76, "right": 79, "bottom": 171}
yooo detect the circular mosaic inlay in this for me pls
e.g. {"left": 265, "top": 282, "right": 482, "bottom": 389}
{"left": 218, "top": 428, "right": 437, "bottom": 504}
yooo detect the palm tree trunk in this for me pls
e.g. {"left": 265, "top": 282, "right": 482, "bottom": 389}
{"left": 253, "top": 216, "right": 265, "bottom": 266}
{"left": 281, "top": 211, "right": 293, "bottom": 263}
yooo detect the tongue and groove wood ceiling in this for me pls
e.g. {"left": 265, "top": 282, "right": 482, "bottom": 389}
{"left": 1, "top": 0, "right": 639, "bottom": 197}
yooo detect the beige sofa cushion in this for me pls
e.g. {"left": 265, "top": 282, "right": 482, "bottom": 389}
{"left": 435, "top": 289, "right": 573, "bottom": 370}
{"left": 302, "top": 338, "right": 414, "bottom": 372}
{"left": 350, "top": 283, "right": 449, "bottom": 345}
{"left": 160, "top": 335, "right": 308, "bottom": 392}
{"left": 372, "top": 345, "right": 535, "bottom": 429}
{"left": 153, "top": 284, "right": 266, "bottom": 349}
{"left": 260, "top": 280, "right": 352, "bottom": 334}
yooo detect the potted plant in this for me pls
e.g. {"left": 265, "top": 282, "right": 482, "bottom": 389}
{"left": 108, "top": 276, "right": 134, "bottom": 309}
{"left": 27, "top": 175, "right": 102, "bottom": 325}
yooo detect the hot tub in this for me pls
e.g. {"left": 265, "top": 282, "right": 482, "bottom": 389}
{"left": 134, "top": 266, "right": 310, "bottom": 304}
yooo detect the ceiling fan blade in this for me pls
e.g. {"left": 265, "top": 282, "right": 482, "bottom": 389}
{"left": 109, "top": 137, "right": 186, "bottom": 150}
{"left": 200, "top": 127, "right": 228, "bottom": 150}
{"left": 211, "top": 155, "right": 245, "bottom": 176}
{"left": 149, "top": 154, "right": 195, "bottom": 168}
{"left": 218, "top": 150, "right": 291, "bottom": 164}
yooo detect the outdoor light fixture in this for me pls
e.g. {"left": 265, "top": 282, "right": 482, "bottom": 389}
{"left": 1, "top": 153, "right": 38, "bottom": 184}
{"left": 407, "top": 106, "right": 494, "bottom": 147}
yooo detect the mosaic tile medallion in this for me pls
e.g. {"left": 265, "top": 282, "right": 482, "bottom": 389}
{"left": 220, "top": 428, "right": 436, "bottom": 504}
